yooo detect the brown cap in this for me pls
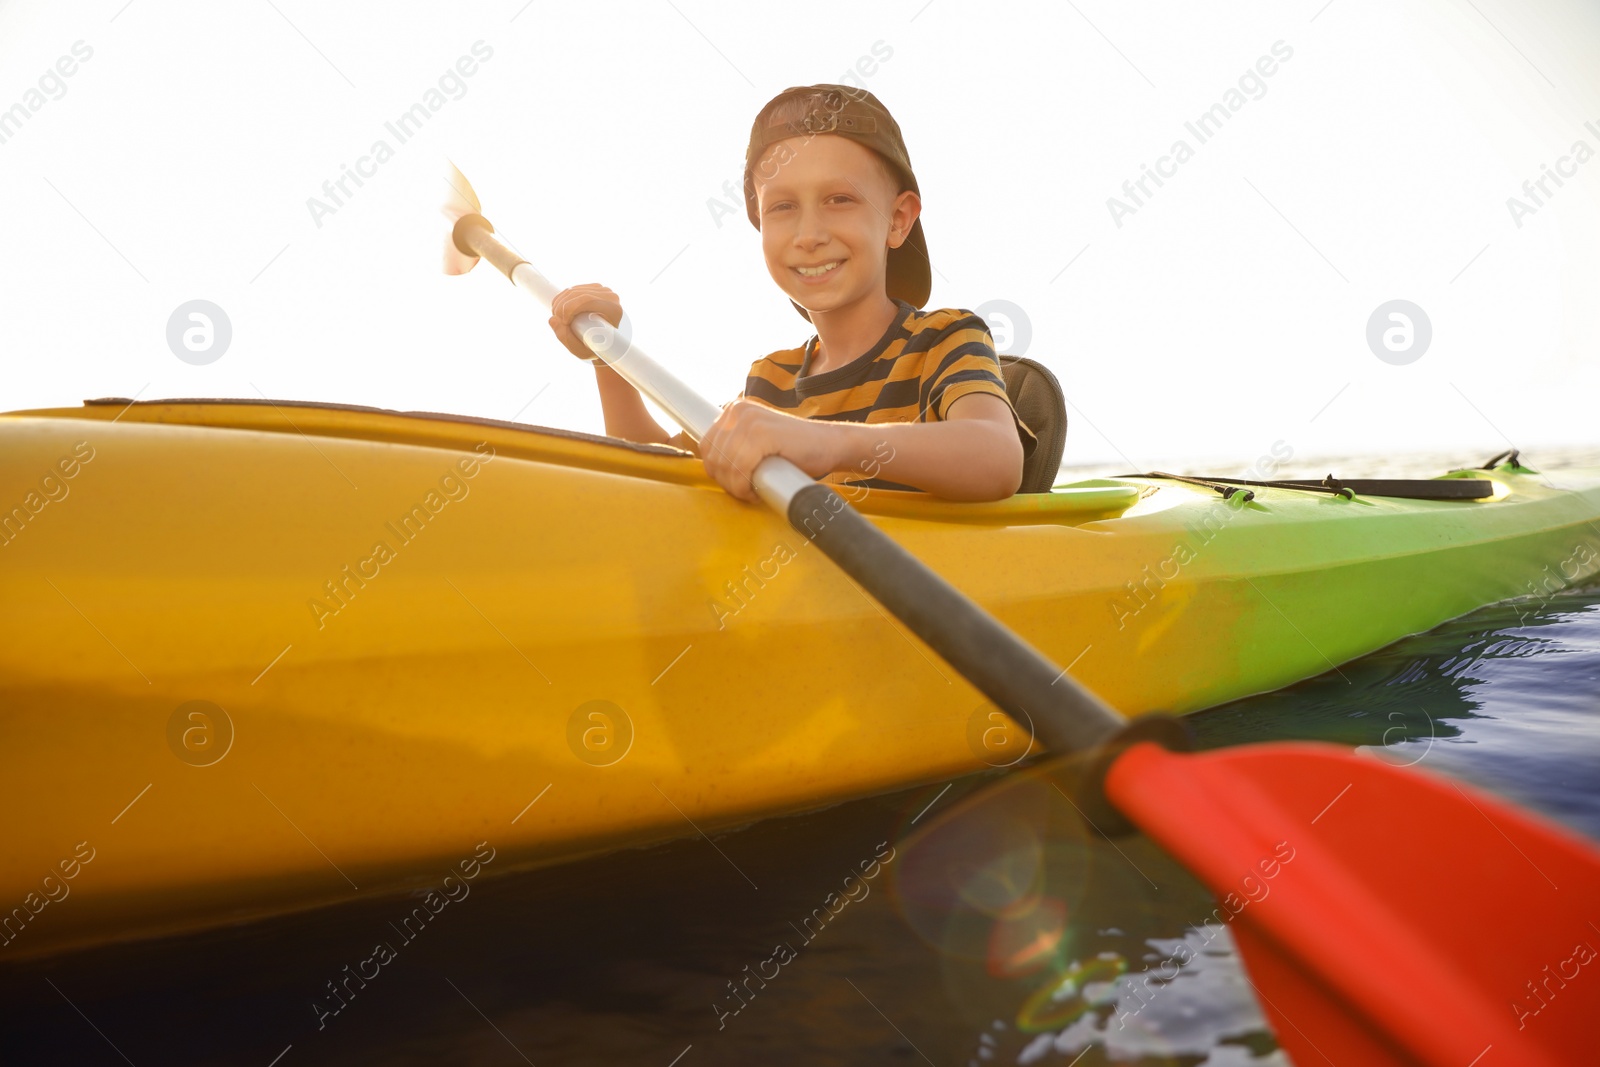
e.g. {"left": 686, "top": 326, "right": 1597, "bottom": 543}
{"left": 743, "top": 84, "right": 931, "bottom": 322}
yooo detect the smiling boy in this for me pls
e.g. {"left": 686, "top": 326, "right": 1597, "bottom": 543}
{"left": 548, "top": 84, "right": 1034, "bottom": 502}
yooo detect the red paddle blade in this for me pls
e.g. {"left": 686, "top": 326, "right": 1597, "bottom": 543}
{"left": 1105, "top": 741, "right": 1600, "bottom": 1067}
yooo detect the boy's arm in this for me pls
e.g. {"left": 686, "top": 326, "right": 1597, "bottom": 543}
{"left": 834, "top": 394, "right": 1025, "bottom": 500}
{"left": 592, "top": 362, "right": 676, "bottom": 446}
{"left": 595, "top": 365, "right": 698, "bottom": 453}
{"left": 698, "top": 394, "right": 1024, "bottom": 503}
{"left": 549, "top": 283, "right": 691, "bottom": 449}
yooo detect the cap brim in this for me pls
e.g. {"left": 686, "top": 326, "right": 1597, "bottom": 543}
{"left": 889, "top": 217, "right": 932, "bottom": 309}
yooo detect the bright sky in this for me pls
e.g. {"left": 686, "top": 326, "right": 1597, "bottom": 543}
{"left": 2, "top": 0, "right": 1597, "bottom": 471}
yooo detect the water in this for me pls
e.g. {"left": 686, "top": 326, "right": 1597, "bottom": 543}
{"left": 5, "top": 497, "right": 1600, "bottom": 1065}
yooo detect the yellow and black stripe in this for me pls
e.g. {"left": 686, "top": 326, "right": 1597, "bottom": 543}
{"left": 742, "top": 301, "right": 1035, "bottom": 490}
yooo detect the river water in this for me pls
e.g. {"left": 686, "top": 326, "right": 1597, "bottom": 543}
{"left": 4, "top": 455, "right": 1599, "bottom": 1066}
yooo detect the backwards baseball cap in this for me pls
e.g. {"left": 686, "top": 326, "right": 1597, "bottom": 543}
{"left": 743, "top": 84, "right": 931, "bottom": 322}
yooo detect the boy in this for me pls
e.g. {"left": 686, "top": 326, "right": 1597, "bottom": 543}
{"left": 548, "top": 84, "right": 1034, "bottom": 502}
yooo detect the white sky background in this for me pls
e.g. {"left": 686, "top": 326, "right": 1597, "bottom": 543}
{"left": 1, "top": 0, "right": 1597, "bottom": 472}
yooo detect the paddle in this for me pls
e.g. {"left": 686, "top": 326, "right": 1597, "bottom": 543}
{"left": 440, "top": 166, "right": 1600, "bottom": 1066}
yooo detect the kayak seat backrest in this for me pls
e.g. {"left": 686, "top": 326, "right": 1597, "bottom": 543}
{"left": 1000, "top": 355, "right": 1067, "bottom": 494}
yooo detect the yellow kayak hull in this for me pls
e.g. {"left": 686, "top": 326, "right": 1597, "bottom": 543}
{"left": 2, "top": 400, "right": 1597, "bottom": 959}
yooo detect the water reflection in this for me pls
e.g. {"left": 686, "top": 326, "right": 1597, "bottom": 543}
{"left": 2, "top": 593, "right": 1595, "bottom": 1065}
{"left": 891, "top": 740, "right": 1277, "bottom": 1066}
{"left": 905, "top": 589, "right": 1600, "bottom": 1065}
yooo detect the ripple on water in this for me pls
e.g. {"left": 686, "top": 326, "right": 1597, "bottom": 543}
{"left": 1, "top": 594, "right": 1596, "bottom": 1065}
{"left": 1193, "top": 590, "right": 1600, "bottom": 841}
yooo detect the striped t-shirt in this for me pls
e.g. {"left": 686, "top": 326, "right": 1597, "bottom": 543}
{"left": 741, "top": 300, "right": 1035, "bottom": 490}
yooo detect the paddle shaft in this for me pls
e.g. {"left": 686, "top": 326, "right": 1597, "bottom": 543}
{"left": 451, "top": 213, "right": 1126, "bottom": 755}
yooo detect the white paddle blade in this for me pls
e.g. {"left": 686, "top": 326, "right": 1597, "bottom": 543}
{"left": 441, "top": 159, "right": 484, "bottom": 275}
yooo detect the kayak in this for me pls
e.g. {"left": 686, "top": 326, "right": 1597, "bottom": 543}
{"left": 3, "top": 397, "right": 1599, "bottom": 960}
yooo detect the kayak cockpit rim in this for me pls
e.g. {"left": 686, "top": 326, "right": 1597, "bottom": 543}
{"left": 5, "top": 397, "right": 1145, "bottom": 527}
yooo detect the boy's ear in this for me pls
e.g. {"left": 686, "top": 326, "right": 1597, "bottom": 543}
{"left": 889, "top": 189, "right": 922, "bottom": 248}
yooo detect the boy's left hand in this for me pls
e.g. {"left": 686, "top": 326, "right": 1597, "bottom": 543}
{"left": 698, "top": 400, "right": 843, "bottom": 502}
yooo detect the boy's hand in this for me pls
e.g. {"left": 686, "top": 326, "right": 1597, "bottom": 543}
{"left": 548, "top": 283, "right": 624, "bottom": 362}
{"left": 699, "top": 400, "right": 844, "bottom": 502}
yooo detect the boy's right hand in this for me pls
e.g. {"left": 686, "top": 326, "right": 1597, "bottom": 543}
{"left": 548, "top": 283, "right": 624, "bottom": 363}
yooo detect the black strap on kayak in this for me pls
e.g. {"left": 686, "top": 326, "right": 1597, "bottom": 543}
{"left": 1209, "top": 475, "right": 1354, "bottom": 500}
{"left": 1139, "top": 471, "right": 1257, "bottom": 502}
{"left": 1481, "top": 449, "right": 1521, "bottom": 470}
{"left": 1449, "top": 450, "right": 1536, "bottom": 477}
{"left": 1279, "top": 477, "right": 1493, "bottom": 500}
{"left": 1126, "top": 472, "right": 1495, "bottom": 500}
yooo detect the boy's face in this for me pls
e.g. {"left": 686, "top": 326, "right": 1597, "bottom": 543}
{"left": 752, "top": 134, "right": 921, "bottom": 319}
